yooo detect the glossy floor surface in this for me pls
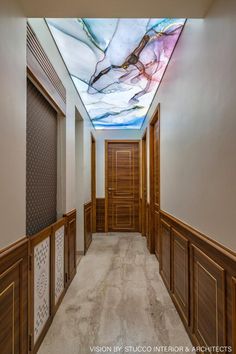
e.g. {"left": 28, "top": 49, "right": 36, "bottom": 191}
{"left": 38, "top": 233, "right": 194, "bottom": 354}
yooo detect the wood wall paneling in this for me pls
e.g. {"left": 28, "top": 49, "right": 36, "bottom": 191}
{"left": 64, "top": 209, "right": 77, "bottom": 284}
{"left": 96, "top": 198, "right": 105, "bottom": 232}
{"left": 191, "top": 245, "right": 226, "bottom": 347}
{"left": 84, "top": 202, "right": 92, "bottom": 253}
{"left": 27, "top": 23, "right": 66, "bottom": 115}
{"left": 0, "top": 238, "right": 28, "bottom": 354}
{"left": 172, "top": 228, "right": 190, "bottom": 326}
{"left": 159, "top": 210, "right": 235, "bottom": 350}
{"left": 160, "top": 219, "right": 171, "bottom": 290}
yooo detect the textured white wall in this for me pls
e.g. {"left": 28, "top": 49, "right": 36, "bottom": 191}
{"left": 0, "top": 0, "right": 27, "bottom": 249}
{"left": 142, "top": 0, "right": 236, "bottom": 251}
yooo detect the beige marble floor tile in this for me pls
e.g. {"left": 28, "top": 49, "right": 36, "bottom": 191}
{"left": 38, "top": 233, "right": 194, "bottom": 354}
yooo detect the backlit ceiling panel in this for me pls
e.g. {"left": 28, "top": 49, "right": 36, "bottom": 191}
{"left": 47, "top": 18, "right": 185, "bottom": 129}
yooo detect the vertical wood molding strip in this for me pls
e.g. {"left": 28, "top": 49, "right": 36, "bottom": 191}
{"left": 84, "top": 202, "right": 92, "bottom": 253}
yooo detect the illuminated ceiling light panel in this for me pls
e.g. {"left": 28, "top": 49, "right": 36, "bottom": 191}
{"left": 47, "top": 18, "right": 185, "bottom": 129}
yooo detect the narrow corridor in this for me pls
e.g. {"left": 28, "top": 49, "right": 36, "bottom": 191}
{"left": 38, "top": 234, "right": 193, "bottom": 354}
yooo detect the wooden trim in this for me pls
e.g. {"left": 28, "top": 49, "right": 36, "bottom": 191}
{"left": 149, "top": 103, "right": 160, "bottom": 254}
{"left": 27, "top": 23, "right": 66, "bottom": 116}
{"left": 141, "top": 130, "right": 147, "bottom": 236}
{"left": 91, "top": 133, "right": 96, "bottom": 233}
{"left": 0, "top": 236, "right": 27, "bottom": 255}
{"left": 84, "top": 202, "right": 92, "bottom": 253}
{"left": 160, "top": 210, "right": 236, "bottom": 262}
{"left": 64, "top": 209, "right": 76, "bottom": 218}
{"left": 63, "top": 209, "right": 77, "bottom": 285}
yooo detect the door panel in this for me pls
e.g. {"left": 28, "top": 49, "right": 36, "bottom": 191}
{"left": 107, "top": 142, "right": 140, "bottom": 232}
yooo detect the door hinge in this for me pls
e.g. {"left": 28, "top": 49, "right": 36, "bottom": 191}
{"left": 29, "top": 334, "right": 32, "bottom": 351}
{"left": 65, "top": 272, "right": 68, "bottom": 283}
{"left": 28, "top": 254, "right": 32, "bottom": 271}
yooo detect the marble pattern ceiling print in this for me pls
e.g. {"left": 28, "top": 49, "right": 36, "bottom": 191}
{"left": 47, "top": 18, "right": 185, "bottom": 129}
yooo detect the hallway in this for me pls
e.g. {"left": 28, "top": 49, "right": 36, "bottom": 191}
{"left": 38, "top": 234, "right": 192, "bottom": 354}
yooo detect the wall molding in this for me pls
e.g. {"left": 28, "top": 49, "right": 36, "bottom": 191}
{"left": 159, "top": 210, "right": 236, "bottom": 350}
{"left": 84, "top": 202, "right": 92, "bottom": 253}
{"left": 27, "top": 23, "right": 66, "bottom": 115}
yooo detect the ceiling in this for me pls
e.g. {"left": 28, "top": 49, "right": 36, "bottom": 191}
{"left": 47, "top": 18, "right": 185, "bottom": 129}
{"left": 20, "top": 0, "right": 214, "bottom": 18}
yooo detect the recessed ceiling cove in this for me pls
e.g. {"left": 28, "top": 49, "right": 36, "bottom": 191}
{"left": 47, "top": 18, "right": 185, "bottom": 129}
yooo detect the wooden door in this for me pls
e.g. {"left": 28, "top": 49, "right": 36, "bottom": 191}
{"left": 105, "top": 141, "right": 140, "bottom": 232}
{"left": 149, "top": 105, "right": 160, "bottom": 255}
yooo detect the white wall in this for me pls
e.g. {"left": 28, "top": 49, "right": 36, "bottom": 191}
{"left": 0, "top": 0, "right": 26, "bottom": 249}
{"left": 142, "top": 0, "right": 236, "bottom": 251}
{"left": 94, "top": 129, "right": 142, "bottom": 197}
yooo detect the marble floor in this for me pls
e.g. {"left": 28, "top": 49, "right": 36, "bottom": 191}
{"left": 38, "top": 233, "right": 194, "bottom": 354}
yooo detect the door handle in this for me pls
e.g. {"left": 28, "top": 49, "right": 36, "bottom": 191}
{"left": 108, "top": 188, "right": 115, "bottom": 191}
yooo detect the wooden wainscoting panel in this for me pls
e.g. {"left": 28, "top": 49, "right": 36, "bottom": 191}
{"left": 232, "top": 277, "right": 236, "bottom": 352}
{"left": 96, "top": 198, "right": 105, "bottom": 232}
{"left": 160, "top": 219, "right": 171, "bottom": 290}
{"left": 0, "top": 238, "right": 28, "bottom": 354}
{"left": 64, "top": 209, "right": 77, "bottom": 285}
{"left": 191, "top": 245, "right": 226, "bottom": 348}
{"left": 172, "top": 228, "right": 189, "bottom": 326}
{"left": 84, "top": 202, "right": 92, "bottom": 253}
{"left": 160, "top": 210, "right": 235, "bottom": 349}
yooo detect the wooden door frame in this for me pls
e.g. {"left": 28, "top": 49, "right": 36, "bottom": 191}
{"left": 149, "top": 103, "right": 160, "bottom": 254}
{"left": 141, "top": 130, "right": 147, "bottom": 236}
{"left": 91, "top": 133, "right": 96, "bottom": 233}
{"left": 105, "top": 140, "right": 140, "bottom": 233}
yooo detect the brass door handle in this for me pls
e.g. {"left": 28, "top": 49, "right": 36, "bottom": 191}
{"left": 108, "top": 188, "right": 115, "bottom": 191}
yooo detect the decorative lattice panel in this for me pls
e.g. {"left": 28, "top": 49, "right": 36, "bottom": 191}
{"left": 55, "top": 226, "right": 65, "bottom": 304}
{"left": 34, "top": 237, "right": 50, "bottom": 344}
{"left": 26, "top": 79, "right": 57, "bottom": 236}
